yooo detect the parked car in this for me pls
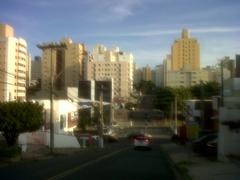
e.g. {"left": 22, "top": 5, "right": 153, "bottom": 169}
{"left": 133, "top": 135, "right": 151, "bottom": 150}
{"left": 192, "top": 133, "right": 217, "bottom": 154}
{"left": 206, "top": 138, "right": 218, "bottom": 157}
{"left": 127, "top": 132, "right": 145, "bottom": 140}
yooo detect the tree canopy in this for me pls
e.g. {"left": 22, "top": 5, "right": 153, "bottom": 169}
{"left": 190, "top": 81, "right": 220, "bottom": 99}
{"left": 153, "top": 81, "right": 220, "bottom": 118}
{"left": 0, "top": 101, "right": 43, "bottom": 146}
{"left": 134, "top": 80, "right": 156, "bottom": 95}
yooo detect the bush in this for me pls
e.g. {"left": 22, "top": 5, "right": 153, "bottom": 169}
{"left": 0, "top": 146, "right": 21, "bottom": 158}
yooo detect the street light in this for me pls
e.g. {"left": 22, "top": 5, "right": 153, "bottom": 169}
{"left": 37, "top": 42, "right": 67, "bottom": 153}
{"left": 220, "top": 60, "right": 224, "bottom": 107}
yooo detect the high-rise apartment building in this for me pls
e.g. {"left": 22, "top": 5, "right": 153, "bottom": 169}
{"left": 221, "top": 56, "right": 235, "bottom": 78}
{"left": 134, "top": 67, "right": 143, "bottom": 85}
{"left": 164, "top": 29, "right": 209, "bottom": 87}
{"left": 40, "top": 38, "right": 87, "bottom": 91}
{"left": 171, "top": 29, "right": 200, "bottom": 71}
{"left": 154, "top": 64, "right": 164, "bottom": 87}
{"left": 163, "top": 54, "right": 172, "bottom": 86}
{"left": 86, "top": 44, "right": 134, "bottom": 99}
{"left": 142, "top": 65, "right": 152, "bottom": 81}
{"left": 31, "top": 56, "right": 41, "bottom": 81}
{"left": 0, "top": 23, "right": 29, "bottom": 101}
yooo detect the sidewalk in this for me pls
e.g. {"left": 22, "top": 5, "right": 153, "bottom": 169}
{"left": 161, "top": 141, "right": 240, "bottom": 180}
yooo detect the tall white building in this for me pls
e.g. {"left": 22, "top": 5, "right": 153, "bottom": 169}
{"left": 85, "top": 44, "right": 134, "bottom": 100}
{"left": 0, "top": 23, "right": 29, "bottom": 101}
{"left": 163, "top": 54, "right": 171, "bottom": 86}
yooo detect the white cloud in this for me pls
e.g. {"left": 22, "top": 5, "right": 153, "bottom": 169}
{"left": 88, "top": 0, "right": 144, "bottom": 22}
{"left": 82, "top": 26, "right": 240, "bottom": 37}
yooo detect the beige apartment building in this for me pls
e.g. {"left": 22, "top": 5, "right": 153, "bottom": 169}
{"left": 0, "top": 23, "right": 29, "bottom": 101}
{"left": 171, "top": 29, "right": 200, "bottom": 71}
{"left": 142, "top": 64, "right": 152, "bottom": 81}
{"left": 40, "top": 38, "right": 87, "bottom": 92}
{"left": 85, "top": 44, "right": 134, "bottom": 100}
{"left": 164, "top": 29, "right": 209, "bottom": 87}
{"left": 166, "top": 69, "right": 209, "bottom": 87}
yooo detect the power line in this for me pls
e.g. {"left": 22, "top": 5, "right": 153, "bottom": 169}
{"left": 0, "top": 69, "right": 27, "bottom": 80}
{"left": 0, "top": 80, "right": 15, "bottom": 86}
{"left": 0, "top": 69, "right": 15, "bottom": 77}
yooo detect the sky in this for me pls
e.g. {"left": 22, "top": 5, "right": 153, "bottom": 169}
{"left": 1, "top": 0, "right": 240, "bottom": 68}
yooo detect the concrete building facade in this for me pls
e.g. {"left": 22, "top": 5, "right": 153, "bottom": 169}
{"left": 85, "top": 44, "right": 134, "bottom": 100}
{"left": 218, "top": 78, "right": 240, "bottom": 159}
{"left": 166, "top": 69, "right": 209, "bottom": 87}
{"left": 0, "top": 23, "right": 29, "bottom": 101}
{"left": 203, "top": 65, "right": 231, "bottom": 83}
{"left": 40, "top": 38, "right": 87, "bottom": 92}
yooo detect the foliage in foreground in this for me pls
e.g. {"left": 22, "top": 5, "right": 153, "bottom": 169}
{"left": 0, "top": 101, "right": 43, "bottom": 146}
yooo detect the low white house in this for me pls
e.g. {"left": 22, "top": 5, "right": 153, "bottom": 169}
{"left": 19, "top": 88, "right": 81, "bottom": 148}
{"left": 218, "top": 78, "right": 240, "bottom": 159}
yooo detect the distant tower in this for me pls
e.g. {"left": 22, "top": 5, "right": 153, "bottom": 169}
{"left": 171, "top": 29, "right": 200, "bottom": 71}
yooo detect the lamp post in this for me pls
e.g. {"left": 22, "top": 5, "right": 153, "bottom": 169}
{"left": 37, "top": 42, "right": 67, "bottom": 153}
{"left": 99, "top": 85, "right": 104, "bottom": 148}
{"left": 220, "top": 60, "right": 224, "bottom": 107}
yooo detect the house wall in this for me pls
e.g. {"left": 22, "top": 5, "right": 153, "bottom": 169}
{"left": 18, "top": 131, "right": 80, "bottom": 150}
{"left": 219, "top": 107, "right": 240, "bottom": 158}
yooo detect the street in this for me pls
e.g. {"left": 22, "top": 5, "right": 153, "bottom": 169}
{"left": 0, "top": 129, "right": 176, "bottom": 180}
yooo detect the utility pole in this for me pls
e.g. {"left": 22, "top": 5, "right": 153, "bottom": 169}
{"left": 37, "top": 42, "right": 66, "bottom": 153}
{"left": 99, "top": 85, "right": 104, "bottom": 148}
{"left": 174, "top": 96, "right": 178, "bottom": 134}
{"left": 171, "top": 102, "right": 174, "bottom": 131}
{"left": 220, "top": 60, "right": 224, "bottom": 107}
{"left": 200, "top": 80, "right": 205, "bottom": 129}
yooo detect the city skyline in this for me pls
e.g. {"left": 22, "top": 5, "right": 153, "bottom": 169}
{"left": 1, "top": 0, "right": 240, "bottom": 67}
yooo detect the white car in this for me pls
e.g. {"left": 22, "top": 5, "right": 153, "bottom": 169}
{"left": 133, "top": 135, "right": 151, "bottom": 150}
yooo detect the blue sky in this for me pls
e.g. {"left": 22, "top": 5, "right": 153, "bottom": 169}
{"left": 1, "top": 0, "right": 240, "bottom": 67}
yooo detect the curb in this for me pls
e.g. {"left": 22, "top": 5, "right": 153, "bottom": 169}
{"left": 160, "top": 145, "right": 183, "bottom": 180}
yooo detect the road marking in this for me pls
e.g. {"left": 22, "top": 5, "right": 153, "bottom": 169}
{"left": 48, "top": 147, "right": 129, "bottom": 180}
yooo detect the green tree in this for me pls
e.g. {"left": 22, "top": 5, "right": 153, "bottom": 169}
{"left": 191, "top": 81, "right": 220, "bottom": 99}
{"left": 154, "top": 86, "right": 192, "bottom": 117}
{"left": 134, "top": 80, "right": 156, "bottom": 95}
{"left": 78, "top": 109, "right": 91, "bottom": 132}
{"left": 0, "top": 101, "right": 43, "bottom": 146}
{"left": 154, "top": 87, "right": 175, "bottom": 117}
{"left": 173, "top": 87, "right": 192, "bottom": 112}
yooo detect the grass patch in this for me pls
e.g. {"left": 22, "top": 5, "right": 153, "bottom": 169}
{"left": 0, "top": 146, "right": 21, "bottom": 158}
{"left": 176, "top": 160, "right": 194, "bottom": 180}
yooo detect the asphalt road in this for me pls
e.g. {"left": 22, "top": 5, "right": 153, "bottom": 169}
{"left": 0, "top": 134, "right": 176, "bottom": 180}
